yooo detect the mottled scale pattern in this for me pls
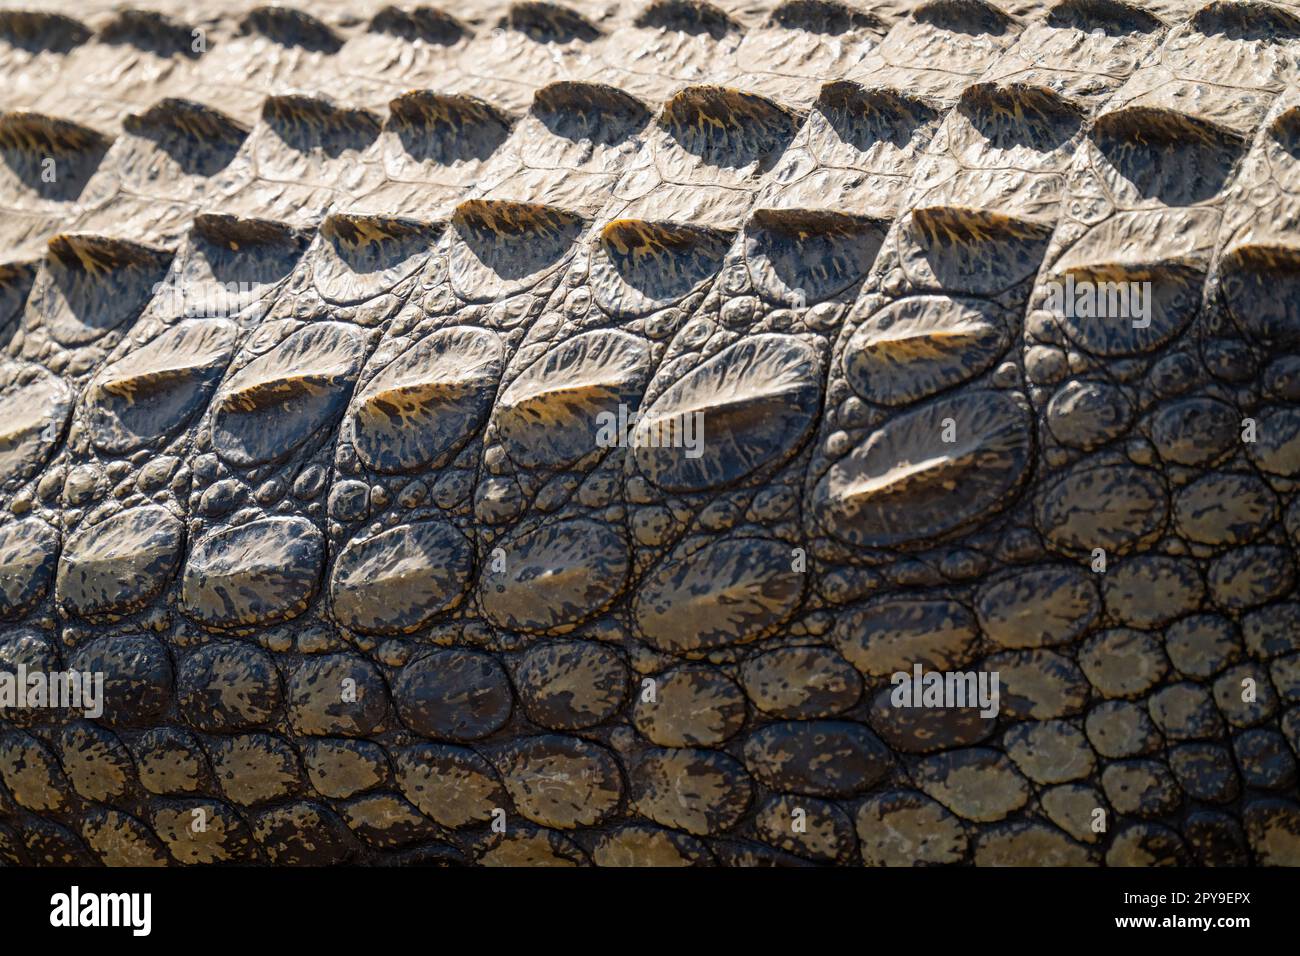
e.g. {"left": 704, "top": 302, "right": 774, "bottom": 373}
{"left": 0, "top": 0, "right": 1298, "bottom": 869}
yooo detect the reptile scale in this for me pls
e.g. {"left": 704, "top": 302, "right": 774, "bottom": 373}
{"left": 0, "top": 0, "right": 1298, "bottom": 867}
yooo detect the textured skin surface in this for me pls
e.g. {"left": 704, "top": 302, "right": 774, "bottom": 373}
{"left": 1, "top": 0, "right": 1299, "bottom": 867}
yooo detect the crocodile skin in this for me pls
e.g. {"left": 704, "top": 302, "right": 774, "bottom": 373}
{"left": 0, "top": 0, "right": 1299, "bottom": 867}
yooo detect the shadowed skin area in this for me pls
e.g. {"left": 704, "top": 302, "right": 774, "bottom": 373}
{"left": 0, "top": 0, "right": 1298, "bottom": 870}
